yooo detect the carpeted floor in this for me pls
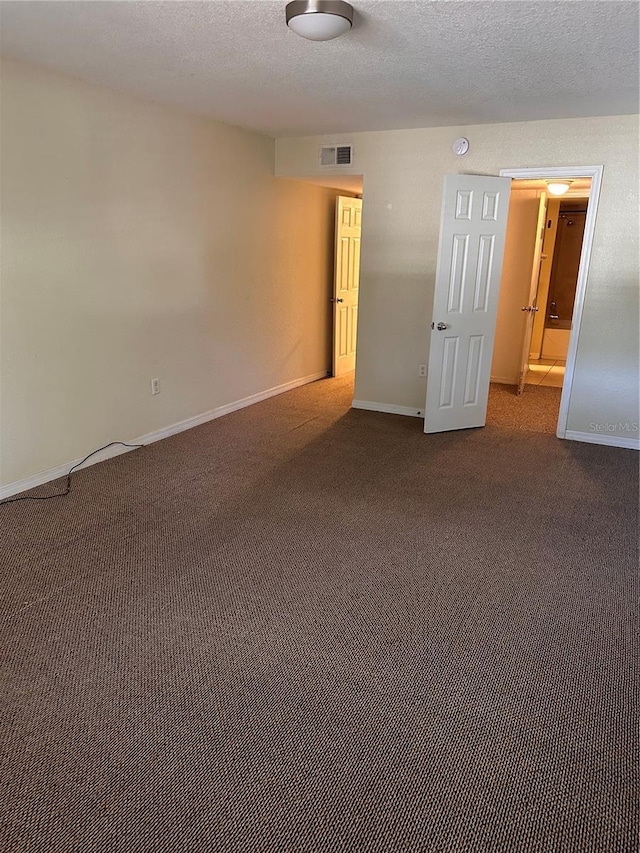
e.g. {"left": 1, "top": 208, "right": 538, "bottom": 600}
{"left": 1, "top": 375, "right": 638, "bottom": 853}
{"left": 487, "top": 383, "right": 562, "bottom": 434}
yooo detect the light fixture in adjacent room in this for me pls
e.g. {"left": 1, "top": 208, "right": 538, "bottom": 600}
{"left": 546, "top": 180, "right": 573, "bottom": 196}
{"left": 286, "top": 0, "right": 354, "bottom": 41}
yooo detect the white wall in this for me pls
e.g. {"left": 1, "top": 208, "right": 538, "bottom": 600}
{"left": 275, "top": 116, "right": 640, "bottom": 438}
{"left": 0, "top": 59, "right": 340, "bottom": 488}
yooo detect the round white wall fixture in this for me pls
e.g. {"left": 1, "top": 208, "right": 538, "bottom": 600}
{"left": 452, "top": 137, "right": 470, "bottom": 156}
{"left": 286, "top": 1, "right": 354, "bottom": 41}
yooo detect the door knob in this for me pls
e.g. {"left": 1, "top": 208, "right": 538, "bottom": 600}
{"left": 521, "top": 306, "right": 539, "bottom": 312}
{"left": 330, "top": 297, "right": 344, "bottom": 303}
{"left": 436, "top": 322, "right": 448, "bottom": 330}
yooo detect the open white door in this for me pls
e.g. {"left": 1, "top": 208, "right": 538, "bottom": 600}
{"left": 332, "top": 196, "right": 362, "bottom": 376}
{"left": 516, "top": 192, "right": 547, "bottom": 396}
{"left": 424, "top": 175, "right": 512, "bottom": 433}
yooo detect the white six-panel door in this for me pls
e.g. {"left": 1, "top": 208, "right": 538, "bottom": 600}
{"left": 333, "top": 196, "right": 362, "bottom": 376}
{"left": 424, "top": 175, "right": 512, "bottom": 433}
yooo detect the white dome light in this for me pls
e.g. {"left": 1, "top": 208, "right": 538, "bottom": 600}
{"left": 286, "top": 1, "right": 354, "bottom": 42}
{"left": 547, "top": 181, "right": 573, "bottom": 196}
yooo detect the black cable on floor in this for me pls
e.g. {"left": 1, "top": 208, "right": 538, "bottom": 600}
{"left": 0, "top": 442, "right": 144, "bottom": 506}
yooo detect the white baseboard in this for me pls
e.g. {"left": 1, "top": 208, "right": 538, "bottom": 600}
{"left": 0, "top": 371, "right": 328, "bottom": 500}
{"left": 490, "top": 376, "right": 517, "bottom": 385}
{"left": 136, "top": 371, "right": 328, "bottom": 446}
{"left": 564, "top": 429, "right": 640, "bottom": 451}
{"left": 352, "top": 400, "right": 423, "bottom": 418}
{"left": 0, "top": 444, "right": 137, "bottom": 501}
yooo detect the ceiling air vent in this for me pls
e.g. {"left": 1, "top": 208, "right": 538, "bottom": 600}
{"left": 320, "top": 145, "right": 353, "bottom": 167}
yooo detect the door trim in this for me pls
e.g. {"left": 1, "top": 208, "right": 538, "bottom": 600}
{"left": 499, "top": 165, "right": 604, "bottom": 439}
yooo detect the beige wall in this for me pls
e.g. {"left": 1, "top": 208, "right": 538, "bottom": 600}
{"left": 275, "top": 116, "right": 640, "bottom": 435}
{"left": 0, "top": 59, "right": 339, "bottom": 487}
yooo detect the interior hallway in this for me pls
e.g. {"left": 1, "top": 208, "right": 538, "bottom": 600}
{"left": 2, "top": 374, "right": 637, "bottom": 853}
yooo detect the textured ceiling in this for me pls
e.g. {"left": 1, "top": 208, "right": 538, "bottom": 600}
{"left": 1, "top": 1, "right": 638, "bottom": 137}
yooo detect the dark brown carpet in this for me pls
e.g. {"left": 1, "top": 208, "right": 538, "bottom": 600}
{"left": 1, "top": 376, "right": 638, "bottom": 853}
{"left": 487, "top": 383, "right": 562, "bottom": 434}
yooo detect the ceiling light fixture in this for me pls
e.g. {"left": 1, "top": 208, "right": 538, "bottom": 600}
{"left": 546, "top": 180, "right": 573, "bottom": 196}
{"left": 286, "top": 0, "right": 354, "bottom": 41}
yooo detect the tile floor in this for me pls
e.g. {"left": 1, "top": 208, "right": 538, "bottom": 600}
{"left": 525, "top": 358, "right": 566, "bottom": 387}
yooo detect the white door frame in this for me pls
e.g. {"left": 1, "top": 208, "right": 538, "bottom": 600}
{"left": 499, "top": 165, "right": 604, "bottom": 439}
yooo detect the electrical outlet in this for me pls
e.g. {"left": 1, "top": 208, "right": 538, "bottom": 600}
{"left": 151, "top": 378, "right": 160, "bottom": 396}
{"left": 418, "top": 364, "right": 427, "bottom": 378}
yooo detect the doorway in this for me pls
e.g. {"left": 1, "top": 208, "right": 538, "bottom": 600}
{"left": 279, "top": 174, "right": 363, "bottom": 379}
{"left": 524, "top": 196, "right": 589, "bottom": 391}
{"left": 423, "top": 167, "right": 603, "bottom": 438}
{"left": 496, "top": 166, "right": 603, "bottom": 437}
